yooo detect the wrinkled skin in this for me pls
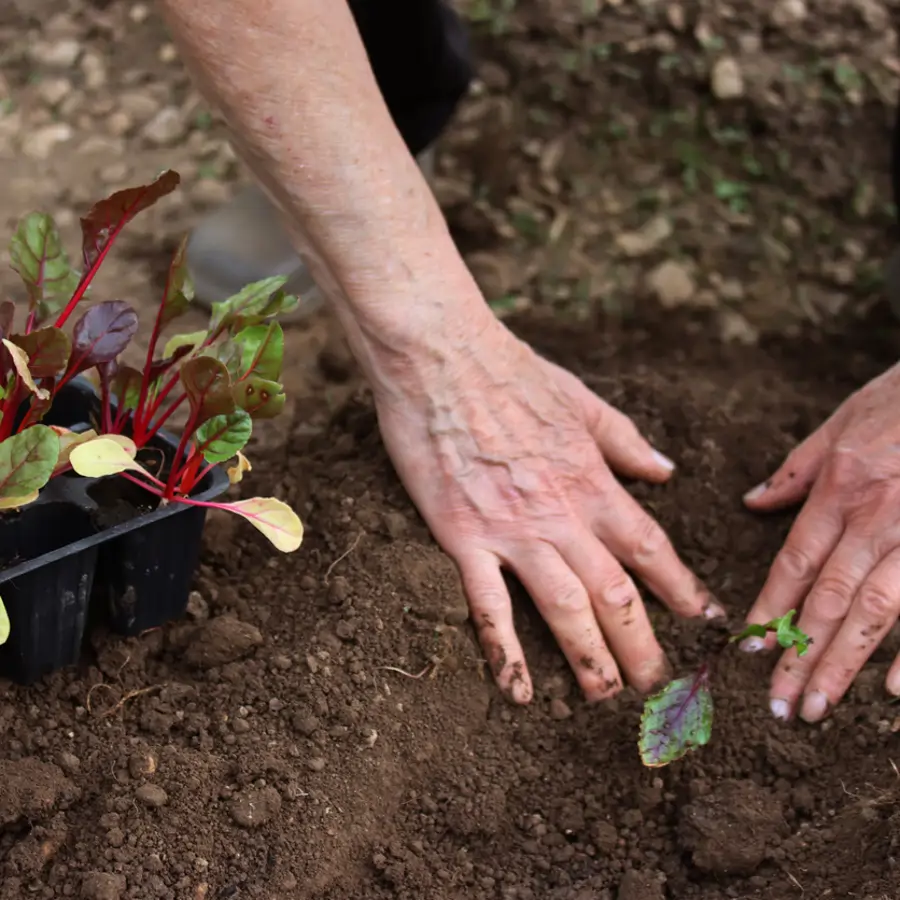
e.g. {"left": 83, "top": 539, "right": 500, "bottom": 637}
{"left": 374, "top": 317, "right": 722, "bottom": 704}
{"left": 744, "top": 362, "right": 900, "bottom": 721}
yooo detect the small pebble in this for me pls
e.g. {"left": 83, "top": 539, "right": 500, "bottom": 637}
{"left": 135, "top": 784, "right": 168, "bottom": 808}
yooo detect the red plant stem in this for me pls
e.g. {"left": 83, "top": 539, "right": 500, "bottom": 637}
{"left": 134, "top": 272, "right": 175, "bottom": 435}
{"left": 195, "top": 461, "right": 217, "bottom": 484}
{"left": 175, "top": 450, "right": 205, "bottom": 494}
{"left": 0, "top": 382, "right": 23, "bottom": 441}
{"left": 24, "top": 310, "right": 36, "bottom": 334}
{"left": 54, "top": 248, "right": 113, "bottom": 328}
{"left": 120, "top": 471, "right": 164, "bottom": 497}
{"left": 162, "top": 410, "right": 198, "bottom": 499}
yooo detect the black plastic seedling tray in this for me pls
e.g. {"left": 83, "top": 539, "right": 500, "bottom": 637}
{"left": 0, "top": 378, "right": 229, "bottom": 684}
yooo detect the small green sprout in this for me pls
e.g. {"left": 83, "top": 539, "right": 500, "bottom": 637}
{"left": 638, "top": 611, "right": 811, "bottom": 768}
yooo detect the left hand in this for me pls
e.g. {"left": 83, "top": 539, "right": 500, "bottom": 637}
{"left": 742, "top": 362, "right": 900, "bottom": 722}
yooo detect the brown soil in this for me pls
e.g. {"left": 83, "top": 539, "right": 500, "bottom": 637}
{"left": 2, "top": 1, "right": 900, "bottom": 898}
{"left": 1, "top": 308, "right": 899, "bottom": 900}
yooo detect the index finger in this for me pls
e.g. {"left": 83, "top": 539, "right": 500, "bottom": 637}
{"left": 743, "top": 495, "right": 844, "bottom": 649}
{"left": 592, "top": 483, "right": 724, "bottom": 620}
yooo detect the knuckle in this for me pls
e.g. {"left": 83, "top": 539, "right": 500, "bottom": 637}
{"left": 547, "top": 579, "right": 589, "bottom": 615}
{"left": 775, "top": 544, "right": 816, "bottom": 581}
{"left": 856, "top": 583, "right": 897, "bottom": 621}
{"left": 631, "top": 517, "right": 669, "bottom": 563}
{"left": 809, "top": 578, "right": 854, "bottom": 623}
{"left": 595, "top": 572, "right": 638, "bottom": 611}
{"left": 825, "top": 449, "right": 862, "bottom": 491}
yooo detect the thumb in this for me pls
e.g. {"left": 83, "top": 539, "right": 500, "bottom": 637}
{"left": 744, "top": 419, "right": 835, "bottom": 511}
{"left": 545, "top": 358, "right": 676, "bottom": 482}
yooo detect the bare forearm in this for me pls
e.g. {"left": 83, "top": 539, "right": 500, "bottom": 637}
{"left": 155, "top": 0, "right": 491, "bottom": 383}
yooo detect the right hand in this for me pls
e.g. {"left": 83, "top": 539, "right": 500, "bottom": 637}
{"left": 372, "top": 315, "right": 722, "bottom": 704}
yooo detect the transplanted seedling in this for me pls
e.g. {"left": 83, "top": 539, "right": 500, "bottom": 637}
{"left": 638, "top": 611, "right": 811, "bottom": 768}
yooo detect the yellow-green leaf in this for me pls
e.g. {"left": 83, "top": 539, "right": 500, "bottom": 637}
{"left": 163, "top": 329, "right": 207, "bottom": 360}
{"left": 69, "top": 437, "right": 147, "bottom": 478}
{"left": 0, "top": 595, "right": 8, "bottom": 645}
{"left": 221, "top": 497, "right": 303, "bottom": 552}
{"left": 0, "top": 490, "right": 39, "bottom": 510}
{"left": 226, "top": 451, "right": 252, "bottom": 484}
{"left": 3, "top": 339, "right": 49, "bottom": 400}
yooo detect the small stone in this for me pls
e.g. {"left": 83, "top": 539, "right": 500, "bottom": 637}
{"left": 130, "top": 4, "right": 150, "bottom": 23}
{"left": 618, "top": 870, "right": 665, "bottom": 900}
{"left": 21, "top": 123, "right": 73, "bottom": 160}
{"left": 770, "top": 0, "right": 806, "bottom": 27}
{"left": 327, "top": 577, "right": 351, "bottom": 605}
{"left": 717, "top": 309, "right": 758, "bottom": 345}
{"left": 615, "top": 216, "right": 672, "bottom": 257}
{"left": 57, "top": 751, "right": 80, "bottom": 774}
{"left": 271, "top": 654, "right": 292, "bottom": 671}
{"left": 184, "top": 616, "right": 263, "bottom": 668}
{"left": 119, "top": 91, "right": 162, "bottom": 122}
{"left": 105, "top": 111, "right": 133, "bottom": 137}
{"left": 159, "top": 43, "right": 179, "bottom": 63}
{"left": 186, "top": 591, "right": 210, "bottom": 621}
{"left": 37, "top": 77, "right": 72, "bottom": 107}
{"left": 444, "top": 607, "right": 469, "bottom": 626}
{"left": 81, "top": 871, "right": 127, "bottom": 900}
{"left": 191, "top": 177, "right": 232, "bottom": 207}
{"left": 30, "top": 39, "right": 81, "bottom": 68}
{"left": 549, "top": 698, "right": 573, "bottom": 721}
{"left": 382, "top": 512, "right": 409, "bottom": 540}
{"left": 711, "top": 57, "right": 744, "bottom": 100}
{"left": 307, "top": 757, "right": 326, "bottom": 773}
{"left": 646, "top": 260, "right": 695, "bottom": 308}
{"left": 142, "top": 106, "right": 188, "bottom": 146}
{"left": 232, "top": 718, "right": 251, "bottom": 734}
{"left": 135, "top": 784, "right": 168, "bottom": 808}
{"left": 80, "top": 52, "right": 107, "bottom": 90}
{"left": 292, "top": 714, "right": 319, "bottom": 736}
{"left": 99, "top": 162, "right": 130, "bottom": 185}
{"left": 128, "top": 752, "right": 157, "bottom": 779}
{"left": 229, "top": 786, "right": 281, "bottom": 828}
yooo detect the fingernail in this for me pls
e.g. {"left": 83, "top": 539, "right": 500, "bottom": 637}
{"left": 800, "top": 690, "right": 829, "bottom": 724}
{"left": 743, "top": 481, "right": 770, "bottom": 502}
{"left": 703, "top": 600, "right": 727, "bottom": 620}
{"left": 511, "top": 679, "right": 532, "bottom": 705}
{"left": 652, "top": 449, "right": 675, "bottom": 472}
{"left": 739, "top": 636, "right": 767, "bottom": 653}
{"left": 770, "top": 697, "right": 792, "bottom": 721}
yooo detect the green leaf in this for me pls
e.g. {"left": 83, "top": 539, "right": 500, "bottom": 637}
{"left": 729, "top": 609, "right": 812, "bottom": 657}
{"left": 0, "top": 595, "right": 8, "bottom": 645}
{"left": 162, "top": 329, "right": 207, "bottom": 360}
{"left": 11, "top": 326, "right": 71, "bottom": 377}
{"left": 232, "top": 377, "right": 285, "bottom": 419}
{"left": 234, "top": 321, "right": 283, "bottom": 380}
{"left": 194, "top": 410, "right": 252, "bottom": 462}
{"left": 0, "top": 425, "right": 59, "bottom": 500}
{"left": 159, "top": 236, "right": 194, "bottom": 327}
{"left": 9, "top": 212, "right": 79, "bottom": 320}
{"left": 208, "top": 276, "right": 289, "bottom": 333}
{"left": 639, "top": 666, "right": 713, "bottom": 768}
{"left": 180, "top": 356, "right": 235, "bottom": 425}
{"left": 111, "top": 364, "right": 143, "bottom": 411}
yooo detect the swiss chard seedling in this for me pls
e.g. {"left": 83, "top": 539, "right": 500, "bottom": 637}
{"left": 0, "top": 171, "right": 305, "bottom": 644}
{"left": 638, "top": 610, "right": 811, "bottom": 767}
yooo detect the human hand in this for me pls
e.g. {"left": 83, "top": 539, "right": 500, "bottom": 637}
{"left": 373, "top": 317, "right": 721, "bottom": 704}
{"left": 743, "top": 363, "right": 900, "bottom": 721}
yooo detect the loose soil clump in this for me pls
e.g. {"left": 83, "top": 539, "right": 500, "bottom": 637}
{"left": 0, "top": 308, "right": 898, "bottom": 900}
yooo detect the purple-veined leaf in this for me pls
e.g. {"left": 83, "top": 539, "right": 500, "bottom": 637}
{"left": 68, "top": 300, "right": 139, "bottom": 375}
{"left": 639, "top": 664, "right": 713, "bottom": 767}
